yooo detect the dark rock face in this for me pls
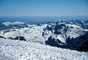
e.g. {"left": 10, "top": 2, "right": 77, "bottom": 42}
{"left": 54, "top": 24, "right": 67, "bottom": 34}
{"left": 78, "top": 40, "right": 88, "bottom": 51}
{"left": 45, "top": 36, "right": 60, "bottom": 47}
{"left": 0, "top": 36, "right": 6, "bottom": 39}
{"left": 8, "top": 36, "right": 26, "bottom": 41}
{"left": 76, "top": 32, "right": 88, "bottom": 51}
{"left": 45, "top": 30, "right": 88, "bottom": 51}
{"left": 45, "top": 23, "right": 67, "bottom": 35}
{"left": 14, "top": 36, "right": 26, "bottom": 41}
{"left": 65, "top": 32, "right": 88, "bottom": 51}
{"left": 44, "top": 23, "right": 88, "bottom": 51}
{"left": 45, "top": 36, "right": 65, "bottom": 48}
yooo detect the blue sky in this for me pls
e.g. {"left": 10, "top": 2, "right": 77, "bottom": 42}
{"left": 0, "top": 0, "right": 88, "bottom": 16}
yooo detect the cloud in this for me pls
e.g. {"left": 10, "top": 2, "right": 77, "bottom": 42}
{"left": 3, "top": 21, "right": 25, "bottom": 26}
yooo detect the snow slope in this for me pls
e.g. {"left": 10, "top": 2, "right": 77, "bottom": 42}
{"left": 0, "top": 23, "right": 88, "bottom": 60}
{"left": 0, "top": 25, "right": 45, "bottom": 44}
{"left": 0, "top": 38, "right": 88, "bottom": 60}
{"left": 0, "top": 23, "right": 87, "bottom": 46}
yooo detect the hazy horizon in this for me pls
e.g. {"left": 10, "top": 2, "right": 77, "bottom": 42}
{"left": 0, "top": 0, "right": 88, "bottom": 16}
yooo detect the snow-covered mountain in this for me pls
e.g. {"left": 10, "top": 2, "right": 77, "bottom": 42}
{"left": 0, "top": 21, "right": 88, "bottom": 49}
{"left": 0, "top": 20, "right": 88, "bottom": 60}
{"left": 0, "top": 22, "right": 83, "bottom": 42}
